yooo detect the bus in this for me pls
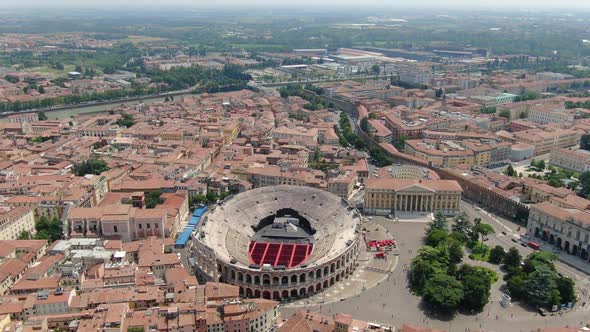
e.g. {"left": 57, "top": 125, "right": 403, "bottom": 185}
{"left": 528, "top": 241, "right": 540, "bottom": 250}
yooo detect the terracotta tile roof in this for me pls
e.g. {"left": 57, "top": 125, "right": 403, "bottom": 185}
{"left": 400, "top": 324, "right": 446, "bottom": 332}
{"left": 532, "top": 202, "right": 590, "bottom": 225}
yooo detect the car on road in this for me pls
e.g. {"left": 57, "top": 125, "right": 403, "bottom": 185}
{"left": 520, "top": 242, "right": 528, "bottom": 248}
{"left": 501, "top": 231, "right": 507, "bottom": 235}
{"left": 537, "top": 307, "right": 547, "bottom": 316}
{"left": 528, "top": 241, "right": 541, "bottom": 250}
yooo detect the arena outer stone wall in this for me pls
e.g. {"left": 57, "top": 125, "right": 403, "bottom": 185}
{"left": 191, "top": 185, "right": 361, "bottom": 301}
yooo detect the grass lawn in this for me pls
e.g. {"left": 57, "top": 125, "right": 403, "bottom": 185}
{"left": 469, "top": 242, "right": 490, "bottom": 262}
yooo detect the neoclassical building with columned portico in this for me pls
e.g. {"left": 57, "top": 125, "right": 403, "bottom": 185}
{"left": 363, "top": 178, "right": 462, "bottom": 216}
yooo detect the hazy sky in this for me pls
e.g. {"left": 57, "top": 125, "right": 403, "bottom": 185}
{"left": 6, "top": 0, "right": 590, "bottom": 8}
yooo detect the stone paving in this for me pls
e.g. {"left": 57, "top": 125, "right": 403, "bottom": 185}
{"left": 282, "top": 222, "right": 397, "bottom": 307}
{"left": 279, "top": 216, "right": 590, "bottom": 331}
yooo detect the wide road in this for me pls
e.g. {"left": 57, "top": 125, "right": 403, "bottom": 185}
{"left": 460, "top": 200, "right": 590, "bottom": 282}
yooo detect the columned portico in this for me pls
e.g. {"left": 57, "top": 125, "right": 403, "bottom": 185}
{"left": 364, "top": 178, "right": 463, "bottom": 215}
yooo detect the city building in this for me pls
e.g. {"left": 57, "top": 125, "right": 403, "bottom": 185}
{"left": 367, "top": 119, "right": 393, "bottom": 143}
{"left": 510, "top": 143, "right": 535, "bottom": 161}
{"left": 527, "top": 202, "right": 590, "bottom": 262}
{"left": 279, "top": 310, "right": 393, "bottom": 332}
{"left": 467, "top": 92, "right": 517, "bottom": 107}
{"left": 326, "top": 171, "right": 357, "bottom": 199}
{"left": 549, "top": 148, "right": 590, "bottom": 173}
{"left": 363, "top": 178, "right": 462, "bottom": 215}
{"left": 7, "top": 113, "right": 39, "bottom": 124}
{"left": 403, "top": 139, "right": 510, "bottom": 168}
{"left": 512, "top": 128, "right": 580, "bottom": 156}
{"left": 0, "top": 207, "right": 36, "bottom": 241}
{"left": 527, "top": 105, "right": 575, "bottom": 126}
{"left": 383, "top": 114, "right": 426, "bottom": 139}
{"left": 67, "top": 205, "right": 167, "bottom": 242}
{"left": 244, "top": 166, "right": 324, "bottom": 189}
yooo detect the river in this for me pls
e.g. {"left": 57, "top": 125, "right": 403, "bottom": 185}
{"left": 0, "top": 93, "right": 194, "bottom": 121}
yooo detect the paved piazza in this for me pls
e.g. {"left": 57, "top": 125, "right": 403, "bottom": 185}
{"left": 283, "top": 222, "right": 398, "bottom": 307}
{"left": 279, "top": 215, "right": 590, "bottom": 331}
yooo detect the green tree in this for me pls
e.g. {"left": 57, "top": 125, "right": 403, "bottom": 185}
{"left": 409, "top": 245, "right": 450, "bottom": 291}
{"left": 522, "top": 251, "right": 557, "bottom": 274}
{"left": 488, "top": 245, "right": 506, "bottom": 264}
{"left": 427, "top": 212, "right": 448, "bottom": 233}
{"left": 505, "top": 164, "right": 516, "bottom": 177}
{"left": 503, "top": 247, "right": 522, "bottom": 269}
{"left": 425, "top": 229, "right": 448, "bottom": 247}
{"left": 393, "top": 135, "right": 408, "bottom": 151}
{"left": 127, "top": 327, "right": 144, "bottom": 332}
{"left": 371, "top": 64, "right": 381, "bottom": 75}
{"left": 458, "top": 265, "right": 494, "bottom": 311}
{"left": 37, "top": 111, "right": 47, "bottom": 121}
{"left": 190, "top": 194, "right": 208, "bottom": 206}
{"left": 410, "top": 258, "right": 437, "bottom": 291}
{"left": 310, "top": 146, "right": 322, "bottom": 163}
{"left": 115, "top": 113, "right": 136, "bottom": 128}
{"left": 581, "top": 134, "right": 590, "bottom": 151}
{"left": 206, "top": 191, "right": 221, "bottom": 203}
{"left": 4, "top": 75, "right": 19, "bottom": 83}
{"left": 73, "top": 158, "right": 109, "bottom": 176}
{"left": 556, "top": 276, "right": 576, "bottom": 304}
{"left": 472, "top": 221, "right": 494, "bottom": 244}
{"left": 480, "top": 106, "right": 497, "bottom": 114}
{"left": 31, "top": 136, "right": 51, "bottom": 143}
{"left": 360, "top": 117, "right": 369, "bottom": 132}
{"left": 368, "top": 148, "right": 391, "bottom": 167}
{"left": 499, "top": 109, "right": 511, "bottom": 119}
{"left": 578, "top": 171, "right": 590, "bottom": 198}
{"left": 451, "top": 212, "right": 472, "bottom": 241}
{"left": 18, "top": 230, "right": 33, "bottom": 240}
{"left": 448, "top": 239, "right": 464, "bottom": 264}
{"left": 506, "top": 273, "right": 528, "bottom": 299}
{"left": 145, "top": 190, "right": 163, "bottom": 209}
{"left": 435, "top": 88, "right": 443, "bottom": 98}
{"left": 524, "top": 265, "right": 559, "bottom": 308}
{"left": 422, "top": 273, "right": 464, "bottom": 312}
{"left": 35, "top": 216, "right": 63, "bottom": 243}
